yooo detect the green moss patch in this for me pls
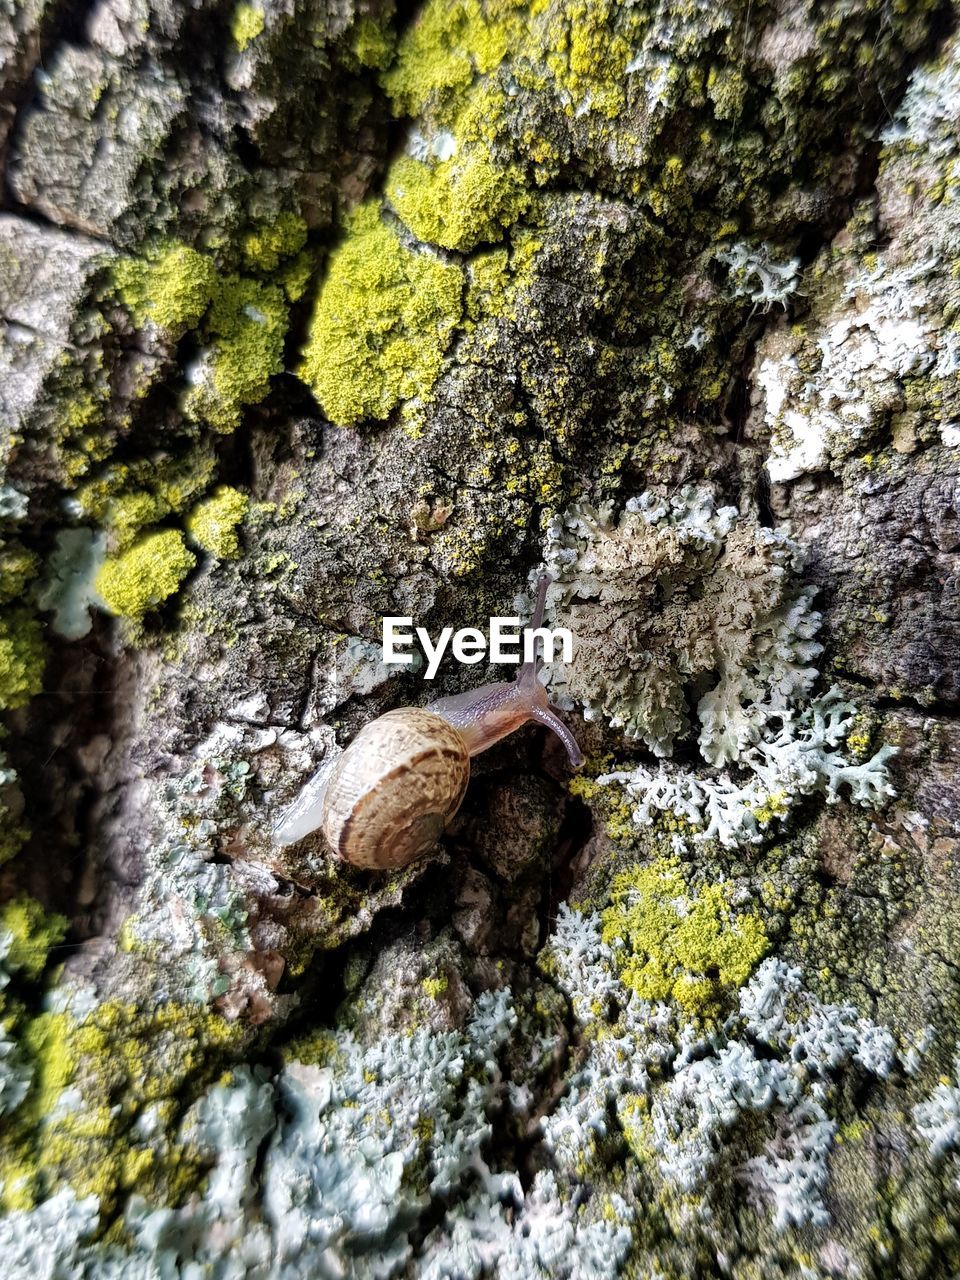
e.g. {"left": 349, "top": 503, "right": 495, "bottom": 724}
{"left": 0, "top": 610, "right": 46, "bottom": 710}
{"left": 300, "top": 202, "right": 464, "bottom": 426}
{"left": 113, "top": 243, "right": 217, "bottom": 335}
{"left": 387, "top": 145, "right": 529, "bottom": 251}
{"left": 601, "top": 858, "right": 769, "bottom": 1018}
{"left": 231, "top": 2, "right": 264, "bottom": 51}
{"left": 189, "top": 277, "right": 288, "bottom": 434}
{"left": 94, "top": 530, "right": 196, "bottom": 620}
{"left": 186, "top": 486, "right": 249, "bottom": 559}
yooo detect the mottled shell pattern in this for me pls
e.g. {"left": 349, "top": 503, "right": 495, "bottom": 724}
{"left": 321, "top": 707, "right": 470, "bottom": 870}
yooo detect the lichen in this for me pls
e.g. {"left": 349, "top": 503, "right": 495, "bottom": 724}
{"left": 539, "top": 487, "right": 896, "bottom": 849}
{"left": 241, "top": 212, "right": 308, "bottom": 274}
{"left": 715, "top": 241, "right": 800, "bottom": 310}
{"left": 186, "top": 486, "right": 249, "bottom": 559}
{"left": 602, "top": 687, "right": 897, "bottom": 851}
{"left": 914, "top": 1053, "right": 960, "bottom": 1160}
{"left": 1, "top": 996, "right": 243, "bottom": 1214}
{"left": 0, "top": 545, "right": 38, "bottom": 607}
{"left": 300, "top": 201, "right": 464, "bottom": 426}
{"left": 187, "top": 276, "right": 288, "bottom": 433}
{"left": 36, "top": 530, "right": 107, "bottom": 640}
{"left": 381, "top": 0, "right": 641, "bottom": 126}
{"left": 387, "top": 144, "right": 529, "bottom": 251}
{"left": 94, "top": 529, "right": 196, "bottom": 620}
{"left": 230, "top": 1, "right": 264, "bottom": 51}
{"left": 349, "top": 14, "right": 396, "bottom": 69}
{"left": 113, "top": 242, "right": 217, "bottom": 334}
{"left": 0, "top": 610, "right": 46, "bottom": 711}
{"left": 600, "top": 858, "right": 769, "bottom": 1018}
{"left": 541, "top": 487, "right": 822, "bottom": 760}
{"left": 0, "top": 746, "right": 28, "bottom": 868}
{"left": 544, "top": 906, "right": 900, "bottom": 1233}
{"left": 74, "top": 447, "right": 218, "bottom": 551}
{"left": 0, "top": 898, "right": 67, "bottom": 983}
{"left": 757, "top": 31, "right": 960, "bottom": 480}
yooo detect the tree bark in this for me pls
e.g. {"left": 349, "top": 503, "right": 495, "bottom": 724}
{"left": 0, "top": 0, "right": 958, "bottom": 1273}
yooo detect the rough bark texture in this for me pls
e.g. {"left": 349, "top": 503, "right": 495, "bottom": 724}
{"left": 1, "top": 0, "right": 959, "bottom": 1275}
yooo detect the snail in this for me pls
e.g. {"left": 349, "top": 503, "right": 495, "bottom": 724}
{"left": 273, "top": 573, "right": 582, "bottom": 869}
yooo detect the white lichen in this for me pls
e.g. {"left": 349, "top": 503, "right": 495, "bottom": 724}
{"left": 715, "top": 241, "right": 801, "bottom": 311}
{"left": 758, "top": 32, "right": 960, "bottom": 480}
{"left": 913, "top": 1054, "right": 960, "bottom": 1160}
{"left": 545, "top": 912, "right": 903, "bottom": 1233}
{"left": 541, "top": 487, "right": 820, "bottom": 762}
{"left": 540, "top": 487, "right": 893, "bottom": 849}
{"left": 600, "top": 688, "right": 896, "bottom": 849}
{"left": 35, "top": 528, "right": 107, "bottom": 640}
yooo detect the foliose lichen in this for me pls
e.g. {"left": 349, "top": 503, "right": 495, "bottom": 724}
{"left": 600, "top": 689, "right": 898, "bottom": 850}
{"left": 757, "top": 30, "right": 960, "bottom": 480}
{"left": 544, "top": 904, "right": 901, "bottom": 1234}
{"left": 537, "top": 486, "right": 896, "bottom": 849}
{"left": 540, "top": 486, "right": 822, "bottom": 761}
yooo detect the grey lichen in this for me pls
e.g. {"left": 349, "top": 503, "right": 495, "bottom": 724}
{"left": 0, "top": 0, "right": 955, "bottom": 1273}
{"left": 546, "top": 905, "right": 902, "bottom": 1235}
{"left": 539, "top": 486, "right": 895, "bottom": 848}
{"left": 757, "top": 29, "right": 960, "bottom": 481}
{"left": 541, "top": 487, "right": 823, "bottom": 762}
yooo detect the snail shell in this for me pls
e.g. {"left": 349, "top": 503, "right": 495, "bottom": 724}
{"left": 321, "top": 707, "right": 470, "bottom": 870}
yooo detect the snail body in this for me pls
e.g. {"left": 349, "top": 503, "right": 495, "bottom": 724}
{"left": 274, "top": 574, "right": 582, "bottom": 868}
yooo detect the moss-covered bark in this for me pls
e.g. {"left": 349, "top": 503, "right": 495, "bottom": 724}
{"left": 0, "top": 0, "right": 958, "bottom": 1274}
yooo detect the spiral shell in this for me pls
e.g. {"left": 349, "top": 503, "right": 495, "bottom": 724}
{"left": 320, "top": 707, "right": 470, "bottom": 870}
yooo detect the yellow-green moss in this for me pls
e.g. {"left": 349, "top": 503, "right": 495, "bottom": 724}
{"left": 601, "top": 858, "right": 769, "bottom": 1018}
{"left": 94, "top": 530, "right": 196, "bottom": 619}
{"left": 0, "top": 609, "right": 46, "bottom": 710}
{"left": 19, "top": 1012, "right": 74, "bottom": 1131}
{"left": 383, "top": 0, "right": 638, "bottom": 124}
{"left": 242, "top": 213, "right": 308, "bottom": 274}
{"left": 190, "top": 277, "right": 288, "bottom": 433}
{"left": 101, "top": 491, "right": 170, "bottom": 550}
{"left": 231, "top": 1, "right": 264, "bottom": 50}
{"left": 186, "top": 486, "right": 249, "bottom": 559}
{"left": 0, "top": 544, "right": 39, "bottom": 606}
{"left": 465, "top": 248, "right": 512, "bottom": 321}
{"left": 350, "top": 14, "right": 395, "bottom": 69}
{"left": 77, "top": 448, "right": 218, "bottom": 553}
{"left": 278, "top": 249, "right": 317, "bottom": 303}
{"left": 387, "top": 145, "right": 529, "bottom": 251}
{"left": 542, "top": 0, "right": 637, "bottom": 119}
{"left": 382, "top": 0, "right": 495, "bottom": 117}
{"left": 113, "top": 242, "right": 217, "bottom": 334}
{"left": 3, "top": 999, "right": 243, "bottom": 1212}
{"left": 0, "top": 897, "right": 67, "bottom": 981}
{"left": 300, "top": 201, "right": 464, "bottom": 426}
{"left": 0, "top": 810, "right": 28, "bottom": 869}
{"left": 282, "top": 1027, "right": 341, "bottom": 1068}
